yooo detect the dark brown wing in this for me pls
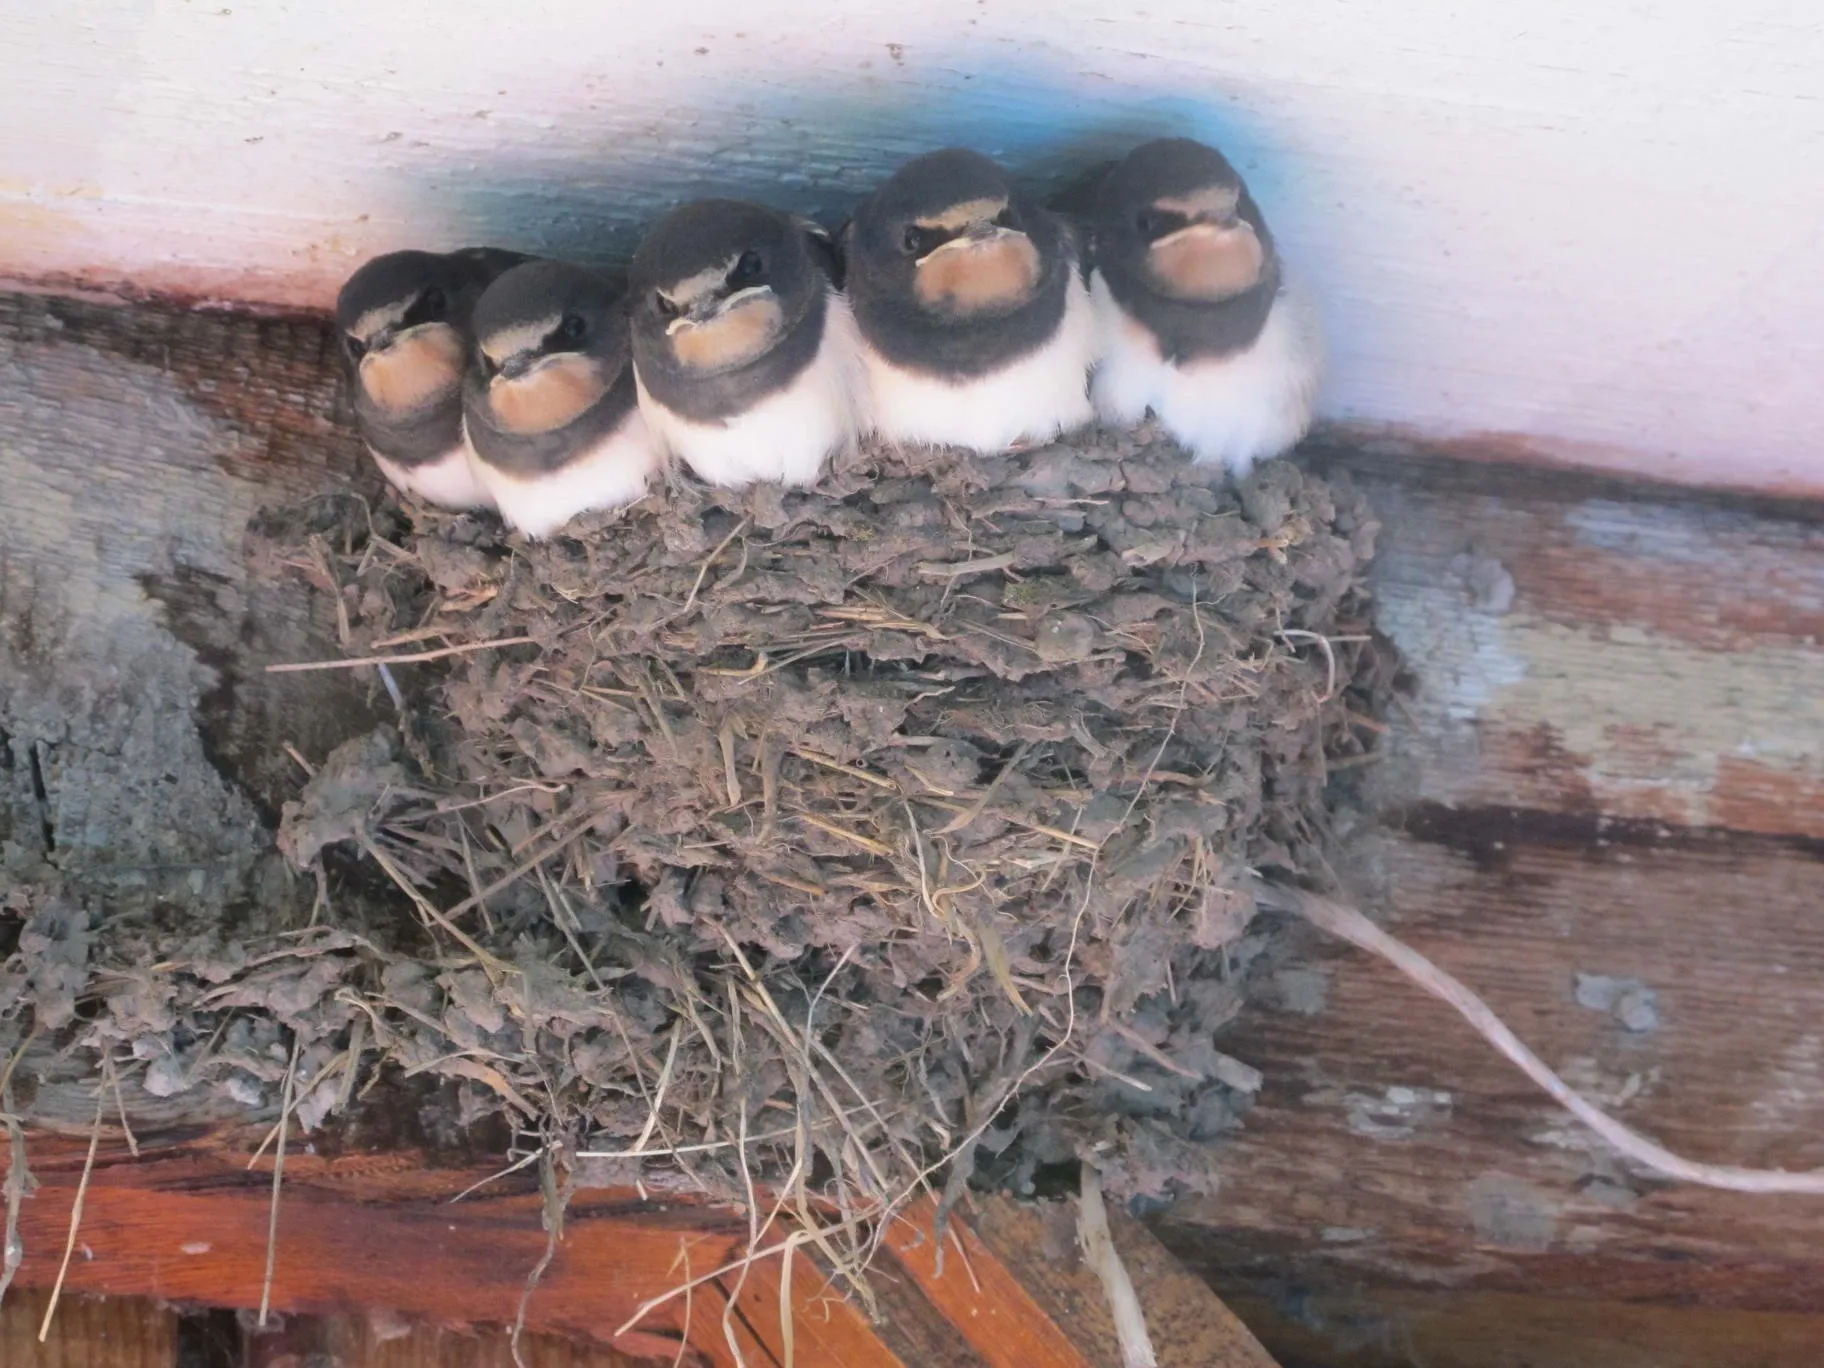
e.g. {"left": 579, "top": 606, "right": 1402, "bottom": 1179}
{"left": 793, "top": 215, "right": 847, "bottom": 292}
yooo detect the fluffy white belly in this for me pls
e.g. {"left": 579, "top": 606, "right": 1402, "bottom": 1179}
{"left": 372, "top": 444, "right": 494, "bottom": 511}
{"left": 859, "top": 271, "right": 1094, "bottom": 454}
{"left": 472, "top": 409, "right": 662, "bottom": 539}
{"left": 637, "top": 292, "right": 865, "bottom": 489}
{"left": 1088, "top": 270, "right": 1323, "bottom": 474}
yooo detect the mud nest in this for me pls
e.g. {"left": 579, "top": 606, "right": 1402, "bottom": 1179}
{"left": 268, "top": 423, "right": 1384, "bottom": 1202}
{"left": 5, "top": 423, "right": 1385, "bottom": 1252}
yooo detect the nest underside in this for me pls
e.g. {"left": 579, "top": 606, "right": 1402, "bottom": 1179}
{"left": 5, "top": 422, "right": 1387, "bottom": 1239}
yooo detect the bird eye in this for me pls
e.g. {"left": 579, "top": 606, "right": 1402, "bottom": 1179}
{"left": 993, "top": 206, "right": 1019, "bottom": 230}
{"left": 731, "top": 249, "right": 764, "bottom": 285}
{"left": 902, "top": 225, "right": 929, "bottom": 256}
{"left": 1135, "top": 209, "right": 1160, "bottom": 239}
{"left": 344, "top": 334, "right": 368, "bottom": 361}
{"left": 559, "top": 313, "right": 588, "bottom": 344}
{"left": 654, "top": 292, "right": 680, "bottom": 319}
{"left": 421, "top": 286, "right": 448, "bottom": 318}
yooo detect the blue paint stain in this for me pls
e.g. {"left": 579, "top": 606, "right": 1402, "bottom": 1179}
{"left": 395, "top": 52, "right": 1314, "bottom": 270}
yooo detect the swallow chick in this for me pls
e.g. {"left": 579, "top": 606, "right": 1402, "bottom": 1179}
{"left": 336, "top": 247, "right": 525, "bottom": 509}
{"left": 1080, "top": 137, "right": 1323, "bottom": 473}
{"left": 628, "top": 200, "right": 862, "bottom": 488}
{"left": 462, "top": 260, "right": 660, "bottom": 538}
{"left": 845, "top": 148, "right": 1094, "bottom": 454}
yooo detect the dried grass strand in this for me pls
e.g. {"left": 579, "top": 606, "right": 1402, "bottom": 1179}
{"left": 36, "top": 1090, "right": 103, "bottom": 1343}
{"left": 258, "top": 1033, "right": 301, "bottom": 1327}
{"left": 264, "top": 635, "right": 536, "bottom": 673}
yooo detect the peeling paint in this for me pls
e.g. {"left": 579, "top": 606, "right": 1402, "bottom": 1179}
{"left": 1267, "top": 965, "right": 1331, "bottom": 1016}
{"left": 1344, "top": 1085, "right": 1453, "bottom": 1141}
{"left": 1376, "top": 554, "right": 1530, "bottom": 726}
{"left": 1573, "top": 972, "right": 1662, "bottom": 1033}
{"left": 1466, "top": 1174, "right": 1560, "bottom": 1252}
{"left": 1497, "top": 627, "right": 1824, "bottom": 829}
{"left": 1374, "top": 481, "right": 1824, "bottom": 838}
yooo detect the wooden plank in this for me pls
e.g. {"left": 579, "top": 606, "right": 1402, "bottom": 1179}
{"left": 241, "top": 1311, "right": 662, "bottom": 1367}
{"left": 970, "top": 1195, "right": 1280, "bottom": 1368}
{"left": 717, "top": 1252, "right": 910, "bottom": 1368}
{"left": 880, "top": 1197, "right": 1097, "bottom": 1368}
{"left": 11, "top": 292, "right": 1824, "bottom": 1364}
{"left": 3, "top": 1136, "right": 736, "bottom": 1360}
{"left": 1306, "top": 442, "right": 1824, "bottom": 838}
{"left": 1164, "top": 828, "right": 1824, "bottom": 1304}
{"left": 0, "top": 289, "right": 383, "bottom": 1050}
{"left": 1143, "top": 447, "right": 1824, "bottom": 1341}
{"left": 0, "top": 1289, "right": 177, "bottom": 1368}
{"left": 2, "top": 1134, "right": 1161, "bottom": 1367}
{"left": 1222, "top": 1288, "right": 1824, "bottom": 1368}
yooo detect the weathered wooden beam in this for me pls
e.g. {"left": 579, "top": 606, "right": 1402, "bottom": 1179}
{"left": 970, "top": 1195, "right": 1280, "bottom": 1368}
{"left": 3, "top": 1130, "right": 1275, "bottom": 1367}
{"left": 882, "top": 1196, "right": 1099, "bottom": 1368}
{"left": 1150, "top": 445, "right": 1824, "bottom": 1354}
{"left": 1222, "top": 1287, "right": 1824, "bottom": 1368}
{"left": 4, "top": 1133, "right": 736, "bottom": 1360}
{"left": 1, "top": 1288, "right": 178, "bottom": 1368}
{"left": 9, "top": 288, "right": 1824, "bottom": 1367}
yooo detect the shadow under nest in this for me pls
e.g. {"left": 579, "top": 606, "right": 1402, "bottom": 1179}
{"left": 266, "top": 419, "right": 1388, "bottom": 1217}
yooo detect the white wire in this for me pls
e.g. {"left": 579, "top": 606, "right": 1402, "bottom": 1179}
{"left": 1254, "top": 880, "right": 1824, "bottom": 1195}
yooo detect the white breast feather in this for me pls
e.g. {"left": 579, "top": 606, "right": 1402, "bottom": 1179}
{"left": 858, "top": 270, "right": 1095, "bottom": 454}
{"left": 372, "top": 444, "right": 495, "bottom": 511}
{"left": 636, "top": 291, "right": 866, "bottom": 489}
{"left": 471, "top": 408, "right": 662, "bottom": 539}
{"left": 1088, "top": 270, "right": 1324, "bottom": 474}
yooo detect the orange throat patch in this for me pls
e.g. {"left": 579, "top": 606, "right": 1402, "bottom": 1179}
{"left": 486, "top": 353, "right": 612, "bottom": 435}
{"left": 359, "top": 325, "right": 466, "bottom": 413}
{"left": 914, "top": 234, "right": 1042, "bottom": 316}
{"left": 670, "top": 295, "right": 786, "bottom": 373}
{"left": 1147, "top": 224, "right": 1264, "bottom": 303}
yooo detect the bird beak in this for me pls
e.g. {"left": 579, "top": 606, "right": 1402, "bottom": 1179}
{"left": 667, "top": 285, "right": 776, "bottom": 336}
{"left": 1150, "top": 221, "right": 1228, "bottom": 250}
{"left": 495, "top": 351, "right": 537, "bottom": 381}
{"left": 911, "top": 220, "right": 1042, "bottom": 315}
{"left": 919, "top": 223, "right": 1026, "bottom": 266}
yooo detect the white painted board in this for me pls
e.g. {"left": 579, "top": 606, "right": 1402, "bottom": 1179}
{"left": 3, "top": 1, "right": 1821, "bottom": 491}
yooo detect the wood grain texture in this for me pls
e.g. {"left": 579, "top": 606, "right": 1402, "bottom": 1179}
{"left": 7, "top": 4, "right": 1824, "bottom": 492}
{"left": 0, "top": 292, "right": 381, "bottom": 901}
{"left": 717, "top": 1253, "right": 912, "bottom": 1368}
{"left": 1148, "top": 448, "right": 1824, "bottom": 1363}
{"left": 970, "top": 1195, "right": 1280, "bottom": 1368}
{"left": 241, "top": 1310, "right": 675, "bottom": 1367}
{"left": 1316, "top": 444, "right": 1824, "bottom": 838}
{"left": 0, "top": 1289, "right": 176, "bottom": 1368}
{"left": 8, "top": 293, "right": 1824, "bottom": 1365}
{"left": 2, "top": 1136, "right": 734, "bottom": 1360}
{"left": 880, "top": 1197, "right": 1098, "bottom": 1368}
{"left": 1222, "top": 1289, "right": 1824, "bottom": 1368}
{"left": 7, "top": 1134, "right": 1244, "bottom": 1367}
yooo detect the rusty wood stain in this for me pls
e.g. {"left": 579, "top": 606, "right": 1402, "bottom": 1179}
{"left": 2, "top": 1135, "right": 1143, "bottom": 1366}
{"left": 881, "top": 1197, "right": 1098, "bottom": 1368}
